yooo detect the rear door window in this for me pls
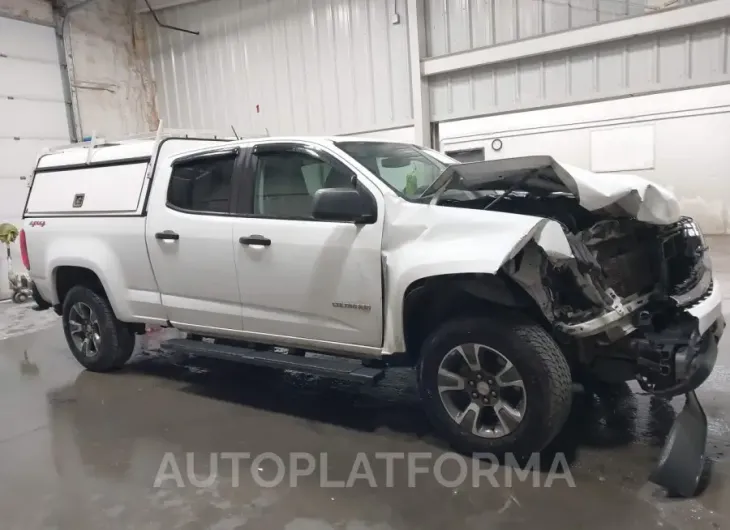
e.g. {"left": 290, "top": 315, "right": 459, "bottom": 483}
{"left": 167, "top": 156, "right": 235, "bottom": 214}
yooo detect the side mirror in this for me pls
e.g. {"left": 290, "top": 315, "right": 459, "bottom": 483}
{"left": 312, "top": 188, "right": 376, "bottom": 224}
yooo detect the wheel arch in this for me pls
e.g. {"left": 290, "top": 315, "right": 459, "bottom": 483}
{"left": 401, "top": 273, "right": 548, "bottom": 362}
{"left": 54, "top": 265, "right": 104, "bottom": 298}
{"left": 51, "top": 261, "right": 130, "bottom": 322}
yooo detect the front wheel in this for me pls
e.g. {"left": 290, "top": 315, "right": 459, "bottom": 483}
{"left": 62, "top": 286, "right": 136, "bottom": 372}
{"left": 417, "top": 315, "right": 572, "bottom": 457}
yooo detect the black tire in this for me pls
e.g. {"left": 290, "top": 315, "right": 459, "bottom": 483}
{"left": 61, "top": 286, "right": 136, "bottom": 372}
{"left": 417, "top": 315, "right": 572, "bottom": 457}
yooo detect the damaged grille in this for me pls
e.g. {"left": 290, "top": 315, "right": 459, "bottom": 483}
{"left": 583, "top": 217, "right": 709, "bottom": 301}
{"left": 598, "top": 243, "right": 660, "bottom": 297}
{"left": 583, "top": 221, "right": 662, "bottom": 298}
{"left": 661, "top": 217, "right": 708, "bottom": 297}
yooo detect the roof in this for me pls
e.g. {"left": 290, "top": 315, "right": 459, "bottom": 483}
{"left": 34, "top": 135, "right": 414, "bottom": 170}
{"left": 36, "top": 139, "right": 160, "bottom": 169}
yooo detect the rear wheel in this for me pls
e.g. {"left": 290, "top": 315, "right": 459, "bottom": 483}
{"left": 417, "top": 315, "right": 572, "bottom": 457}
{"left": 62, "top": 286, "right": 136, "bottom": 372}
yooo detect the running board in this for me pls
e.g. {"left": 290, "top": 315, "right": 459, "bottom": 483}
{"left": 161, "top": 338, "right": 385, "bottom": 384}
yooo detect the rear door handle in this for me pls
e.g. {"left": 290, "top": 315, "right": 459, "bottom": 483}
{"left": 155, "top": 230, "right": 180, "bottom": 241}
{"left": 239, "top": 235, "right": 271, "bottom": 247}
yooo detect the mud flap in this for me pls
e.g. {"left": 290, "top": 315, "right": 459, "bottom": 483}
{"left": 649, "top": 390, "right": 707, "bottom": 497}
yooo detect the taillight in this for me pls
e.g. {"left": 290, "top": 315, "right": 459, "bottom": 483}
{"left": 19, "top": 229, "right": 29, "bottom": 270}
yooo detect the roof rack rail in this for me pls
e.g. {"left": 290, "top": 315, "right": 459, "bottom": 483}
{"left": 42, "top": 124, "right": 241, "bottom": 156}
{"left": 28, "top": 122, "right": 262, "bottom": 188}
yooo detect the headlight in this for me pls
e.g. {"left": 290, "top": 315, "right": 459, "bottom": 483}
{"left": 680, "top": 216, "right": 704, "bottom": 242}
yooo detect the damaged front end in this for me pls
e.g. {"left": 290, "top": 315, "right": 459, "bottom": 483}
{"left": 508, "top": 215, "right": 723, "bottom": 498}
{"left": 504, "top": 216, "right": 722, "bottom": 497}
{"left": 435, "top": 156, "right": 724, "bottom": 496}
{"left": 505, "top": 216, "right": 723, "bottom": 398}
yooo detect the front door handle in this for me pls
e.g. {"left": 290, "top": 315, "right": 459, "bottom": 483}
{"left": 239, "top": 235, "right": 271, "bottom": 247}
{"left": 155, "top": 230, "right": 180, "bottom": 241}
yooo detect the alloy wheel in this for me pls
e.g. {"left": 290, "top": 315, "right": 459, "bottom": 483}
{"left": 437, "top": 343, "right": 527, "bottom": 438}
{"left": 68, "top": 302, "right": 102, "bottom": 358}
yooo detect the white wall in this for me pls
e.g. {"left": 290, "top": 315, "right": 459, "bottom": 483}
{"left": 0, "top": 0, "right": 52, "bottom": 25}
{"left": 66, "top": 0, "right": 158, "bottom": 139}
{"left": 439, "top": 85, "right": 730, "bottom": 234}
{"left": 344, "top": 126, "right": 415, "bottom": 143}
{"left": 0, "top": 0, "right": 157, "bottom": 140}
{"left": 0, "top": 0, "right": 157, "bottom": 286}
{"left": 144, "top": 0, "right": 412, "bottom": 137}
{"left": 0, "top": 8, "right": 69, "bottom": 289}
{"left": 430, "top": 16, "right": 730, "bottom": 122}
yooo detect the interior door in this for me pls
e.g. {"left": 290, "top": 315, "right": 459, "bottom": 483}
{"left": 146, "top": 148, "right": 243, "bottom": 333}
{"left": 231, "top": 142, "right": 384, "bottom": 349}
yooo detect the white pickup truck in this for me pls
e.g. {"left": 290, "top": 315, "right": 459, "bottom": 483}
{"left": 21, "top": 133, "right": 723, "bottom": 495}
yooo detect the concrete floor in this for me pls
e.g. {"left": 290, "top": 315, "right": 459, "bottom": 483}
{"left": 2, "top": 241, "right": 730, "bottom": 530}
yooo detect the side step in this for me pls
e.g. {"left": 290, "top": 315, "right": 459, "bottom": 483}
{"left": 161, "top": 338, "right": 385, "bottom": 384}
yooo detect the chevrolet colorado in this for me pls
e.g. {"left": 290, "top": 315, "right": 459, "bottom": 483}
{"left": 21, "top": 133, "right": 723, "bottom": 496}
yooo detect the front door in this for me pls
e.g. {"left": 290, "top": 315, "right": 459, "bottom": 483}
{"left": 146, "top": 149, "right": 243, "bottom": 333}
{"left": 231, "top": 142, "right": 384, "bottom": 350}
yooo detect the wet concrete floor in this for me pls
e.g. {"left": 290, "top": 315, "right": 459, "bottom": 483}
{"left": 2, "top": 240, "right": 730, "bottom": 529}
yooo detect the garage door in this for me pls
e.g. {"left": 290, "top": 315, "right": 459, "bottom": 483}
{"left": 0, "top": 16, "right": 70, "bottom": 231}
{"left": 0, "top": 16, "right": 70, "bottom": 280}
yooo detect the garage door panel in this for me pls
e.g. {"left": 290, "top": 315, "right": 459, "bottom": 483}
{"left": 0, "top": 17, "right": 57, "bottom": 62}
{"left": 0, "top": 14, "right": 68, "bottom": 251}
{"left": 0, "top": 138, "right": 68, "bottom": 179}
{"left": 0, "top": 176, "right": 29, "bottom": 225}
{"left": 0, "top": 98, "right": 68, "bottom": 138}
{"left": 0, "top": 57, "right": 65, "bottom": 100}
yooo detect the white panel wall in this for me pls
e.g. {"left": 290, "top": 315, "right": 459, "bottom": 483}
{"left": 145, "top": 0, "right": 413, "bottom": 136}
{"left": 430, "top": 18, "right": 730, "bottom": 121}
{"left": 424, "top": 0, "right": 661, "bottom": 56}
{"left": 0, "top": 14, "right": 70, "bottom": 295}
{"left": 0, "top": 17, "right": 69, "bottom": 213}
{"left": 344, "top": 126, "right": 415, "bottom": 143}
{"left": 439, "top": 85, "right": 730, "bottom": 234}
{"left": 0, "top": 0, "right": 53, "bottom": 25}
{"left": 66, "top": 0, "right": 158, "bottom": 139}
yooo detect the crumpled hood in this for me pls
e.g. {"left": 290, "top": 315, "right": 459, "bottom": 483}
{"left": 438, "top": 155, "right": 681, "bottom": 225}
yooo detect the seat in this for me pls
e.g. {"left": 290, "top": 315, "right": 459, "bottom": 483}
{"left": 323, "top": 166, "right": 354, "bottom": 189}
{"left": 191, "top": 164, "right": 231, "bottom": 213}
{"left": 260, "top": 157, "right": 313, "bottom": 218}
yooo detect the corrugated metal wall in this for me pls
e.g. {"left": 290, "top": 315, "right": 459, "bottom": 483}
{"left": 430, "top": 18, "right": 730, "bottom": 121}
{"left": 425, "top": 0, "right": 653, "bottom": 56}
{"left": 145, "top": 0, "right": 412, "bottom": 136}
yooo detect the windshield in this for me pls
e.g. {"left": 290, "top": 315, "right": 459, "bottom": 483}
{"left": 335, "top": 141, "right": 451, "bottom": 200}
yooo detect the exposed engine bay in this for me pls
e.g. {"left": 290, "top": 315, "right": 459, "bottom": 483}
{"left": 437, "top": 182, "right": 721, "bottom": 397}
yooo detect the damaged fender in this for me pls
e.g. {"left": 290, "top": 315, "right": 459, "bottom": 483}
{"left": 380, "top": 199, "right": 572, "bottom": 354}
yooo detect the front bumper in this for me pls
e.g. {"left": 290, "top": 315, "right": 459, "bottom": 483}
{"left": 686, "top": 276, "right": 724, "bottom": 336}
{"left": 630, "top": 278, "right": 724, "bottom": 398}
{"left": 645, "top": 278, "right": 721, "bottom": 497}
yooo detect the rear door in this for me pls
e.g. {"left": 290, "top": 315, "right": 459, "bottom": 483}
{"left": 230, "top": 141, "right": 385, "bottom": 351}
{"left": 146, "top": 147, "right": 244, "bottom": 333}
